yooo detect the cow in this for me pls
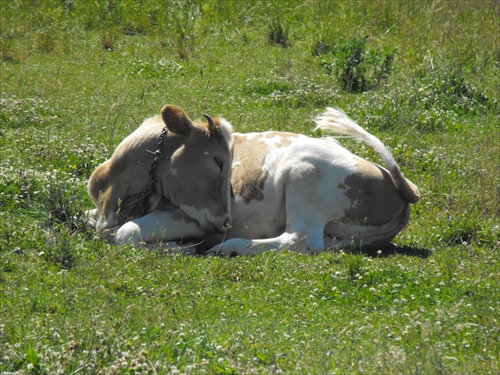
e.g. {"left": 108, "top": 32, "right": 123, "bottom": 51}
{"left": 87, "top": 106, "right": 420, "bottom": 256}
{"left": 86, "top": 104, "right": 234, "bottom": 241}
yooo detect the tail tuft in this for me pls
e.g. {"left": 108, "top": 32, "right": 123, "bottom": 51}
{"left": 314, "top": 108, "right": 420, "bottom": 203}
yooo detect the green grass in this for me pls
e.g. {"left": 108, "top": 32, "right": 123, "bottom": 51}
{"left": 1, "top": 1, "right": 499, "bottom": 373}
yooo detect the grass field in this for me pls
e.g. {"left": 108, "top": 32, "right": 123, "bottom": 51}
{"left": 1, "top": 1, "right": 499, "bottom": 374}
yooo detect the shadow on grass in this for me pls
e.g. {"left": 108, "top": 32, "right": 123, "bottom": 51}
{"left": 362, "top": 243, "right": 432, "bottom": 259}
{"left": 193, "top": 242, "right": 433, "bottom": 258}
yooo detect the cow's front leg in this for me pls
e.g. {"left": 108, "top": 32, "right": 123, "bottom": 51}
{"left": 115, "top": 209, "right": 205, "bottom": 246}
{"left": 84, "top": 208, "right": 119, "bottom": 243}
{"left": 85, "top": 208, "right": 98, "bottom": 229}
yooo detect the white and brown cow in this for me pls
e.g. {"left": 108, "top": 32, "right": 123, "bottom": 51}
{"left": 88, "top": 106, "right": 420, "bottom": 255}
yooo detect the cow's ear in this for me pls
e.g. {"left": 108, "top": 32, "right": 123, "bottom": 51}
{"left": 161, "top": 105, "right": 193, "bottom": 137}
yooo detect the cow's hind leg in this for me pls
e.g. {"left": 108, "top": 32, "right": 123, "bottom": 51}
{"left": 208, "top": 173, "right": 330, "bottom": 256}
{"left": 207, "top": 225, "right": 325, "bottom": 256}
{"left": 324, "top": 204, "right": 411, "bottom": 251}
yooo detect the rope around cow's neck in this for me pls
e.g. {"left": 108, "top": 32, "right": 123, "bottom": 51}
{"left": 120, "top": 126, "right": 169, "bottom": 214}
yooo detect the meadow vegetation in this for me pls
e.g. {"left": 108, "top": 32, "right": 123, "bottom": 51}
{"left": 1, "top": 1, "right": 499, "bottom": 373}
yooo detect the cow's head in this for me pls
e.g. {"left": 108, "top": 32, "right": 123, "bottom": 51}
{"left": 161, "top": 105, "right": 233, "bottom": 232}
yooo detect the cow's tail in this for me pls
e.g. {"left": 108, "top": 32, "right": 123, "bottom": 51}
{"left": 314, "top": 107, "right": 420, "bottom": 204}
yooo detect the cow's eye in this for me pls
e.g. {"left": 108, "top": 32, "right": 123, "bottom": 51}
{"left": 214, "top": 157, "right": 224, "bottom": 172}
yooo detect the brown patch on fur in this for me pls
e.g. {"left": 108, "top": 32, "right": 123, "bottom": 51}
{"left": 339, "top": 158, "right": 408, "bottom": 225}
{"left": 253, "top": 132, "right": 293, "bottom": 148}
{"left": 161, "top": 105, "right": 192, "bottom": 137}
{"left": 231, "top": 134, "right": 269, "bottom": 202}
{"left": 390, "top": 165, "right": 421, "bottom": 203}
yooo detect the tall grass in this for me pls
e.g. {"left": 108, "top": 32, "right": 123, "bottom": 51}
{"left": 1, "top": 1, "right": 499, "bottom": 373}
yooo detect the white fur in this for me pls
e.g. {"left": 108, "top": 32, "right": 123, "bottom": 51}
{"left": 314, "top": 107, "right": 399, "bottom": 172}
{"left": 218, "top": 118, "right": 234, "bottom": 147}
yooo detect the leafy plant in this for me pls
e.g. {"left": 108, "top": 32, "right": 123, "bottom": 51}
{"left": 169, "top": 0, "right": 202, "bottom": 59}
{"left": 346, "top": 254, "right": 364, "bottom": 281}
{"left": 25, "top": 347, "right": 41, "bottom": 374}
{"left": 318, "top": 36, "right": 396, "bottom": 93}
{"left": 36, "top": 178, "right": 89, "bottom": 235}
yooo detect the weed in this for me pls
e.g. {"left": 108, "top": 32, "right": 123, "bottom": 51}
{"left": 0, "top": 94, "right": 59, "bottom": 129}
{"left": 346, "top": 254, "right": 364, "bottom": 281}
{"left": 100, "top": 29, "right": 117, "bottom": 50}
{"left": 36, "top": 178, "right": 89, "bottom": 235}
{"left": 0, "top": 37, "right": 18, "bottom": 63}
{"left": 424, "top": 68, "right": 491, "bottom": 115}
{"left": 312, "top": 40, "right": 331, "bottom": 57}
{"left": 170, "top": 0, "right": 201, "bottom": 60}
{"left": 268, "top": 19, "right": 292, "bottom": 48}
{"left": 25, "top": 347, "right": 41, "bottom": 374}
{"left": 131, "top": 57, "right": 183, "bottom": 79}
{"left": 42, "top": 226, "right": 78, "bottom": 270}
{"left": 241, "top": 76, "right": 338, "bottom": 109}
{"left": 440, "top": 215, "right": 491, "bottom": 247}
{"left": 318, "top": 36, "right": 396, "bottom": 93}
{"left": 35, "top": 29, "right": 55, "bottom": 53}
